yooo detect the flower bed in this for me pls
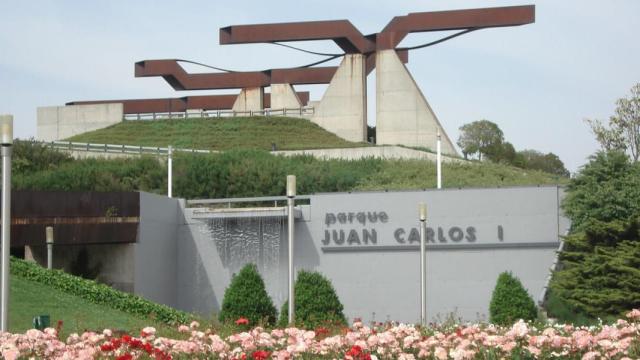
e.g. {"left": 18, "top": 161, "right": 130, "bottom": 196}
{"left": 1, "top": 310, "right": 639, "bottom": 359}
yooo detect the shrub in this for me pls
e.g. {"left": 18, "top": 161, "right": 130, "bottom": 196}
{"left": 218, "top": 264, "right": 277, "bottom": 326}
{"left": 278, "top": 270, "right": 346, "bottom": 328}
{"left": 10, "top": 256, "right": 191, "bottom": 325}
{"left": 489, "top": 271, "right": 537, "bottom": 325}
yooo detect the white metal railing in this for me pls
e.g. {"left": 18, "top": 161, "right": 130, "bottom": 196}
{"left": 123, "top": 107, "right": 315, "bottom": 121}
{"left": 46, "top": 140, "right": 214, "bottom": 156}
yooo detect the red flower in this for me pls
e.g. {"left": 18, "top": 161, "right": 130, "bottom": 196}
{"left": 121, "top": 334, "right": 132, "bottom": 344}
{"left": 252, "top": 350, "right": 271, "bottom": 360}
{"left": 143, "top": 342, "right": 153, "bottom": 354}
{"left": 235, "top": 317, "right": 249, "bottom": 325}
{"left": 116, "top": 354, "right": 133, "bottom": 360}
{"left": 346, "top": 345, "right": 363, "bottom": 357}
{"left": 99, "top": 343, "right": 114, "bottom": 352}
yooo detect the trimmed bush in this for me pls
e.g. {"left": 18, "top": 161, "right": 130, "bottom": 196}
{"left": 489, "top": 271, "right": 537, "bottom": 325}
{"left": 10, "top": 256, "right": 191, "bottom": 325}
{"left": 218, "top": 264, "right": 277, "bottom": 326}
{"left": 278, "top": 270, "right": 346, "bottom": 328}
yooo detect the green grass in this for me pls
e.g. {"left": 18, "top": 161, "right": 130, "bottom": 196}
{"left": 9, "top": 275, "right": 180, "bottom": 338}
{"left": 353, "top": 159, "right": 568, "bottom": 191}
{"left": 67, "top": 117, "right": 367, "bottom": 151}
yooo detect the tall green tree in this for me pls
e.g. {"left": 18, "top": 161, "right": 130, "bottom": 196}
{"left": 548, "top": 150, "right": 640, "bottom": 321}
{"left": 457, "top": 120, "right": 505, "bottom": 160}
{"left": 586, "top": 82, "right": 640, "bottom": 162}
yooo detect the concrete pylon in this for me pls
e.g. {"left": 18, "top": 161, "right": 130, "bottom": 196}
{"left": 311, "top": 54, "right": 366, "bottom": 143}
{"left": 270, "top": 84, "right": 302, "bottom": 110}
{"left": 232, "top": 87, "right": 264, "bottom": 112}
{"left": 376, "top": 50, "right": 457, "bottom": 155}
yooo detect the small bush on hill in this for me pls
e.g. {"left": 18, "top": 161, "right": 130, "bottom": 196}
{"left": 218, "top": 264, "right": 277, "bottom": 326}
{"left": 278, "top": 270, "right": 346, "bottom": 328}
{"left": 489, "top": 271, "right": 537, "bottom": 325}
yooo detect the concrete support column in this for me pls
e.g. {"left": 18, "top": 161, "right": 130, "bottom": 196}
{"left": 376, "top": 50, "right": 457, "bottom": 155}
{"left": 310, "top": 54, "right": 367, "bottom": 143}
{"left": 270, "top": 84, "right": 302, "bottom": 110}
{"left": 232, "top": 87, "right": 264, "bottom": 113}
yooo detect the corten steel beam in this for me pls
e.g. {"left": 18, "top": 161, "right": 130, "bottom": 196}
{"left": 220, "top": 20, "right": 374, "bottom": 54}
{"left": 135, "top": 60, "right": 338, "bottom": 91}
{"left": 68, "top": 92, "right": 310, "bottom": 114}
{"left": 219, "top": 5, "right": 534, "bottom": 51}
{"left": 377, "top": 5, "right": 535, "bottom": 49}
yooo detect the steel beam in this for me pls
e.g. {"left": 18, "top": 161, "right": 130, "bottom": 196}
{"left": 68, "top": 92, "right": 310, "bottom": 114}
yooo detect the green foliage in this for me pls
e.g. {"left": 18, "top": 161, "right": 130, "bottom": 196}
{"left": 67, "top": 116, "right": 366, "bottom": 151}
{"left": 12, "top": 143, "right": 564, "bottom": 198}
{"left": 14, "top": 156, "right": 166, "bottom": 193}
{"left": 457, "top": 120, "right": 504, "bottom": 160}
{"left": 585, "top": 82, "right": 640, "bottom": 162}
{"left": 489, "top": 272, "right": 537, "bottom": 325}
{"left": 562, "top": 151, "right": 640, "bottom": 231}
{"left": 12, "top": 139, "right": 72, "bottom": 174}
{"left": 552, "top": 239, "right": 640, "bottom": 319}
{"left": 278, "top": 270, "right": 346, "bottom": 329}
{"left": 218, "top": 264, "right": 277, "bottom": 326}
{"left": 548, "top": 150, "right": 640, "bottom": 322}
{"left": 516, "top": 150, "right": 570, "bottom": 177}
{"left": 9, "top": 256, "right": 191, "bottom": 325}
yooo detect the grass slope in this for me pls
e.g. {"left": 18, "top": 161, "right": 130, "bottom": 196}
{"left": 10, "top": 275, "right": 178, "bottom": 338}
{"left": 67, "top": 117, "right": 367, "bottom": 150}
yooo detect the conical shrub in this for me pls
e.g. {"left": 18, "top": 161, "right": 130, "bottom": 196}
{"left": 489, "top": 271, "right": 538, "bottom": 325}
{"left": 278, "top": 270, "right": 347, "bottom": 328}
{"left": 219, "top": 264, "right": 277, "bottom": 326}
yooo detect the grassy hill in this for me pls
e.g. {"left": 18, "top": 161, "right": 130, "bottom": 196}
{"left": 66, "top": 117, "right": 367, "bottom": 151}
{"left": 10, "top": 275, "right": 179, "bottom": 338}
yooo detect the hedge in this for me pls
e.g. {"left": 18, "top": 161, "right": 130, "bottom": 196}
{"left": 10, "top": 256, "right": 191, "bottom": 325}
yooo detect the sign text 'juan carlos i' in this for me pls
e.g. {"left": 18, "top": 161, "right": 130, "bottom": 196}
{"left": 322, "top": 211, "right": 504, "bottom": 248}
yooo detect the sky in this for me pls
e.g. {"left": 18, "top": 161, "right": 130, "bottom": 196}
{"left": 0, "top": 0, "right": 639, "bottom": 173}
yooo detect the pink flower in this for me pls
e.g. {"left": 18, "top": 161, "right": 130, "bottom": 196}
{"left": 236, "top": 317, "right": 250, "bottom": 326}
{"left": 190, "top": 321, "right": 200, "bottom": 329}
{"left": 178, "top": 325, "right": 189, "bottom": 333}
{"left": 625, "top": 309, "right": 640, "bottom": 320}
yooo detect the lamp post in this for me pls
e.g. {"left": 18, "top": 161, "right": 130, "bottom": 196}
{"left": 46, "top": 226, "right": 54, "bottom": 270}
{"left": 0, "top": 114, "right": 13, "bottom": 332}
{"left": 286, "top": 175, "right": 296, "bottom": 324}
{"left": 418, "top": 202, "right": 427, "bottom": 326}
{"left": 167, "top": 145, "right": 173, "bottom": 198}
{"left": 436, "top": 130, "right": 442, "bottom": 189}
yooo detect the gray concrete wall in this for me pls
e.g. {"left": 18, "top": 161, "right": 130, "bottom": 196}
{"left": 37, "top": 103, "right": 123, "bottom": 141}
{"left": 311, "top": 54, "right": 367, "bottom": 143}
{"left": 270, "top": 84, "right": 302, "bottom": 109}
{"left": 376, "top": 50, "right": 457, "bottom": 155}
{"left": 232, "top": 88, "right": 264, "bottom": 112}
{"left": 176, "top": 186, "right": 565, "bottom": 323}
{"left": 135, "top": 192, "right": 181, "bottom": 308}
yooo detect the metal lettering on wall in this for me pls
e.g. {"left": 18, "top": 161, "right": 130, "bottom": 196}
{"left": 321, "top": 211, "right": 509, "bottom": 252}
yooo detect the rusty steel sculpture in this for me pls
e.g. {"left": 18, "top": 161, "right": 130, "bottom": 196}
{"left": 70, "top": 5, "right": 534, "bottom": 153}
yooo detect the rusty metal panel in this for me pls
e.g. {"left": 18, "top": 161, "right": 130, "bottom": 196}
{"left": 7, "top": 191, "right": 139, "bottom": 218}
{"left": 11, "top": 223, "right": 139, "bottom": 246}
{"left": 5, "top": 191, "right": 141, "bottom": 247}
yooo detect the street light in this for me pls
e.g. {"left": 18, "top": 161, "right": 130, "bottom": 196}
{"left": 0, "top": 114, "right": 12, "bottom": 332}
{"left": 418, "top": 202, "right": 427, "bottom": 326}
{"left": 167, "top": 145, "right": 173, "bottom": 198}
{"left": 436, "top": 130, "right": 442, "bottom": 189}
{"left": 46, "top": 226, "right": 54, "bottom": 270}
{"left": 286, "top": 175, "right": 296, "bottom": 324}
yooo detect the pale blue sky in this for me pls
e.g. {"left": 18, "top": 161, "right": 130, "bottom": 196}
{"left": 1, "top": 0, "right": 639, "bottom": 172}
